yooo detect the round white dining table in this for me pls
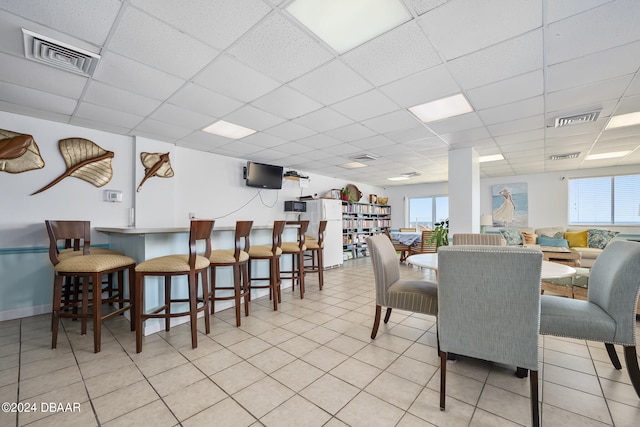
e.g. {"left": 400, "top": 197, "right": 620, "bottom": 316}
{"left": 406, "top": 253, "right": 576, "bottom": 280}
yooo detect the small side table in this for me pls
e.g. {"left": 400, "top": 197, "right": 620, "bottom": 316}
{"left": 542, "top": 249, "right": 581, "bottom": 267}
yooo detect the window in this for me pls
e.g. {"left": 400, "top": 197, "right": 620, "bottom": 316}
{"left": 408, "top": 196, "right": 448, "bottom": 229}
{"left": 569, "top": 174, "right": 640, "bottom": 225}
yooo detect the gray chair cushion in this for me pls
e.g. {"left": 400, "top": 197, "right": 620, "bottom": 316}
{"left": 540, "top": 295, "right": 615, "bottom": 342}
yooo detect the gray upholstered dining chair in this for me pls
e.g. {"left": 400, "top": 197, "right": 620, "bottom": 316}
{"left": 437, "top": 245, "right": 543, "bottom": 427}
{"left": 452, "top": 233, "right": 506, "bottom": 246}
{"left": 366, "top": 234, "right": 438, "bottom": 339}
{"left": 540, "top": 240, "right": 640, "bottom": 398}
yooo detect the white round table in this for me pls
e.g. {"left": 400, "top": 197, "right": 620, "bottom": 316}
{"left": 406, "top": 253, "right": 576, "bottom": 281}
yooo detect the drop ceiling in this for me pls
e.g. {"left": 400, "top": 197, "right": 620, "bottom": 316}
{"left": 1, "top": 0, "right": 640, "bottom": 186}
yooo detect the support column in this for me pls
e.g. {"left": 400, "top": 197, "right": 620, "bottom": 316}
{"left": 448, "top": 148, "right": 480, "bottom": 236}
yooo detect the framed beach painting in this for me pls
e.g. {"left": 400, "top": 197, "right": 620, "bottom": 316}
{"left": 492, "top": 183, "right": 528, "bottom": 227}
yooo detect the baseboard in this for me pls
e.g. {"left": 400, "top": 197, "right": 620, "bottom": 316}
{"left": 0, "top": 304, "right": 51, "bottom": 322}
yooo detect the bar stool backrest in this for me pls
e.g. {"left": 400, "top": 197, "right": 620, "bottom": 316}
{"left": 189, "top": 220, "right": 214, "bottom": 268}
{"left": 45, "top": 220, "right": 91, "bottom": 265}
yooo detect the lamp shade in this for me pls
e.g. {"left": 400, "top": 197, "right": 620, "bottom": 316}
{"left": 480, "top": 214, "right": 493, "bottom": 226}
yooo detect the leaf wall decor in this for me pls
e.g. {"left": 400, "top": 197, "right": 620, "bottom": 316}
{"left": 137, "top": 152, "right": 174, "bottom": 192}
{"left": 0, "top": 128, "right": 45, "bottom": 173}
{"left": 31, "top": 138, "right": 114, "bottom": 195}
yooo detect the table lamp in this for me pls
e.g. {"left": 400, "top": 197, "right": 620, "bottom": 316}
{"left": 480, "top": 214, "right": 493, "bottom": 234}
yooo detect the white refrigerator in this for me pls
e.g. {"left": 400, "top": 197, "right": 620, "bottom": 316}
{"left": 301, "top": 199, "right": 344, "bottom": 269}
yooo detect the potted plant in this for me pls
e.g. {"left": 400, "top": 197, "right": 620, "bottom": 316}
{"left": 340, "top": 187, "right": 352, "bottom": 202}
{"left": 429, "top": 219, "right": 449, "bottom": 250}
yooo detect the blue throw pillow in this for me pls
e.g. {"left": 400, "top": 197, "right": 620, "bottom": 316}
{"left": 499, "top": 229, "right": 523, "bottom": 246}
{"left": 537, "top": 236, "right": 569, "bottom": 248}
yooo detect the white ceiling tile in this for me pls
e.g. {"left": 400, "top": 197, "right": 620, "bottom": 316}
{"left": 149, "top": 103, "right": 213, "bottom": 130}
{"left": 223, "top": 105, "right": 286, "bottom": 131}
{"left": 547, "top": 0, "right": 640, "bottom": 65}
{"left": 494, "top": 129, "right": 545, "bottom": 146}
{"left": 499, "top": 140, "right": 544, "bottom": 152}
{"left": 240, "top": 132, "right": 287, "bottom": 149}
{"left": 477, "top": 96, "right": 544, "bottom": 126}
{"left": 380, "top": 65, "right": 461, "bottom": 108}
{"left": 546, "top": 41, "right": 640, "bottom": 93}
{"left": 467, "top": 70, "right": 543, "bottom": 111}
{"left": 447, "top": 30, "right": 543, "bottom": 90}
{"left": 263, "top": 121, "right": 316, "bottom": 141}
{"left": 295, "top": 133, "right": 343, "bottom": 149}
{"left": 228, "top": 13, "right": 333, "bottom": 83}
{"left": 384, "top": 126, "right": 436, "bottom": 144}
{"left": 84, "top": 81, "right": 161, "bottom": 116}
{"left": 546, "top": 75, "right": 632, "bottom": 114}
{"left": 419, "top": 0, "right": 541, "bottom": 60}
{"left": 69, "top": 116, "right": 133, "bottom": 135}
{"left": 131, "top": 0, "right": 271, "bottom": 50}
{"left": 0, "top": 81, "right": 76, "bottom": 115}
{"left": 545, "top": 1, "right": 609, "bottom": 26}
{"left": 93, "top": 52, "right": 186, "bottom": 100}
{"left": 405, "top": 0, "right": 449, "bottom": 16}
{"left": 75, "top": 102, "right": 143, "bottom": 128}
{"left": 109, "top": 7, "right": 219, "bottom": 79}
{"left": 610, "top": 94, "right": 640, "bottom": 116}
{"left": 293, "top": 107, "right": 353, "bottom": 132}
{"left": 268, "top": 141, "right": 314, "bottom": 155}
{"left": 252, "top": 86, "right": 322, "bottom": 120}
{"left": 331, "top": 90, "right": 399, "bottom": 122}
{"left": 2, "top": 0, "right": 121, "bottom": 45}
{"left": 350, "top": 135, "right": 396, "bottom": 150}
{"left": 168, "top": 83, "right": 243, "bottom": 118}
{"left": 134, "top": 118, "right": 192, "bottom": 141}
{"left": 362, "top": 110, "right": 420, "bottom": 134}
{"left": 342, "top": 21, "right": 441, "bottom": 86}
{"left": 439, "top": 127, "right": 491, "bottom": 145}
{"left": 177, "top": 131, "right": 232, "bottom": 150}
{"left": 545, "top": 120, "right": 604, "bottom": 139}
{"left": 487, "top": 115, "right": 544, "bottom": 137}
{"left": 194, "top": 55, "right": 280, "bottom": 103}
{"left": 324, "top": 123, "right": 377, "bottom": 142}
{"left": 289, "top": 60, "right": 373, "bottom": 105}
{"left": 0, "top": 51, "right": 87, "bottom": 99}
{"left": 319, "top": 143, "right": 361, "bottom": 156}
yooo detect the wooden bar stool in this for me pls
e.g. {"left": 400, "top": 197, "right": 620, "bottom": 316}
{"left": 46, "top": 220, "right": 136, "bottom": 353}
{"left": 135, "top": 220, "right": 213, "bottom": 353}
{"left": 209, "top": 221, "right": 252, "bottom": 326}
{"left": 281, "top": 220, "right": 309, "bottom": 299}
{"left": 248, "top": 220, "right": 285, "bottom": 311}
{"left": 304, "top": 220, "right": 327, "bottom": 291}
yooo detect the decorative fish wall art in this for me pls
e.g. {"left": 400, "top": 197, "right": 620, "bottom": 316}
{"left": 137, "top": 152, "right": 174, "bottom": 192}
{"left": 0, "top": 128, "right": 45, "bottom": 173}
{"left": 31, "top": 138, "right": 114, "bottom": 195}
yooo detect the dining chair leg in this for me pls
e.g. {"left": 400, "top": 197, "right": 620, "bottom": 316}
{"left": 298, "top": 251, "right": 305, "bottom": 299}
{"left": 243, "top": 263, "right": 250, "bottom": 317}
{"left": 605, "top": 343, "right": 622, "bottom": 369}
{"left": 164, "top": 276, "right": 172, "bottom": 332}
{"left": 51, "top": 275, "right": 63, "bottom": 349}
{"left": 201, "top": 269, "right": 210, "bottom": 334}
{"left": 233, "top": 263, "right": 241, "bottom": 327}
{"left": 317, "top": 249, "right": 324, "bottom": 290}
{"left": 81, "top": 276, "right": 89, "bottom": 335}
{"left": 371, "top": 305, "right": 381, "bottom": 339}
{"left": 624, "top": 346, "right": 640, "bottom": 398}
{"left": 128, "top": 267, "right": 135, "bottom": 332}
{"left": 135, "top": 273, "right": 144, "bottom": 353}
{"left": 210, "top": 267, "right": 216, "bottom": 315}
{"left": 188, "top": 270, "right": 198, "bottom": 349}
{"left": 92, "top": 272, "right": 102, "bottom": 353}
{"left": 530, "top": 370, "right": 540, "bottom": 427}
{"left": 270, "top": 258, "right": 278, "bottom": 311}
{"left": 383, "top": 307, "right": 392, "bottom": 323}
{"left": 440, "top": 351, "right": 447, "bottom": 410}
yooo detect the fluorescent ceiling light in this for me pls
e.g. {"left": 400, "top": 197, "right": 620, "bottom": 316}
{"left": 585, "top": 151, "right": 630, "bottom": 160}
{"left": 387, "top": 176, "right": 410, "bottom": 181}
{"left": 286, "top": 0, "right": 411, "bottom": 54}
{"left": 479, "top": 154, "right": 504, "bottom": 163}
{"left": 606, "top": 111, "right": 640, "bottom": 129}
{"left": 409, "top": 94, "right": 474, "bottom": 123}
{"left": 340, "top": 162, "right": 368, "bottom": 169}
{"left": 202, "top": 120, "right": 256, "bottom": 139}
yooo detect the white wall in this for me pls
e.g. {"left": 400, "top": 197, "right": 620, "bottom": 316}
{"left": 0, "top": 111, "right": 384, "bottom": 319}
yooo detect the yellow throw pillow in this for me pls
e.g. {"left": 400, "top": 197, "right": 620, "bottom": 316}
{"left": 521, "top": 231, "right": 537, "bottom": 245}
{"left": 564, "top": 230, "right": 588, "bottom": 248}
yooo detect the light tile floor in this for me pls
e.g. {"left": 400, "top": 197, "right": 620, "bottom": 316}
{"left": 1, "top": 257, "right": 640, "bottom": 426}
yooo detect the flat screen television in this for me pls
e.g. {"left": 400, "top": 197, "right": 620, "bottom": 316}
{"left": 244, "top": 161, "right": 283, "bottom": 189}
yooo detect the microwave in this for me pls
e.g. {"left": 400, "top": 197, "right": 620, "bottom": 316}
{"left": 284, "top": 201, "right": 307, "bottom": 212}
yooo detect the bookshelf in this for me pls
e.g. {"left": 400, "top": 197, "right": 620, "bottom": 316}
{"left": 342, "top": 202, "right": 391, "bottom": 261}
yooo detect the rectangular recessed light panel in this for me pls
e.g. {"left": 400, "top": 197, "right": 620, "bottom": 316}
{"left": 606, "top": 111, "right": 640, "bottom": 129}
{"left": 202, "top": 120, "right": 256, "bottom": 139}
{"left": 286, "top": 0, "right": 411, "bottom": 54}
{"left": 479, "top": 154, "right": 504, "bottom": 163}
{"left": 409, "top": 94, "right": 474, "bottom": 123}
{"left": 585, "top": 151, "right": 630, "bottom": 160}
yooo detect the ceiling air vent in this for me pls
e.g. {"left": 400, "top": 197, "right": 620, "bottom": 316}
{"left": 549, "top": 152, "right": 580, "bottom": 160}
{"left": 351, "top": 153, "right": 379, "bottom": 161}
{"left": 22, "top": 29, "right": 101, "bottom": 77}
{"left": 554, "top": 110, "right": 600, "bottom": 128}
